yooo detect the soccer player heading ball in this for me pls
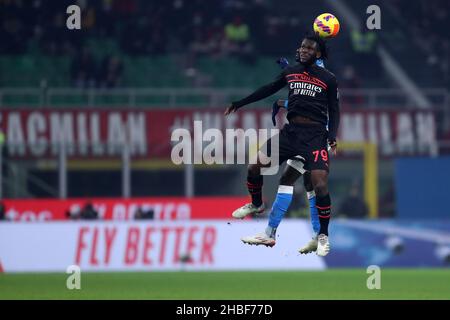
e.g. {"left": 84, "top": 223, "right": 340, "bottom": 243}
{"left": 224, "top": 34, "right": 340, "bottom": 256}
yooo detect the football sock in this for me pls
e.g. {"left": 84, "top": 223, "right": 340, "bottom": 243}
{"left": 307, "top": 191, "right": 320, "bottom": 236}
{"left": 316, "top": 193, "right": 331, "bottom": 236}
{"left": 247, "top": 175, "right": 263, "bottom": 207}
{"left": 266, "top": 185, "right": 294, "bottom": 238}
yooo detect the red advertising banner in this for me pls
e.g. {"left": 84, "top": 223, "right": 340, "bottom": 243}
{"left": 0, "top": 108, "right": 437, "bottom": 158}
{"left": 2, "top": 197, "right": 249, "bottom": 221}
{"left": 0, "top": 221, "right": 322, "bottom": 271}
{"left": 73, "top": 223, "right": 218, "bottom": 267}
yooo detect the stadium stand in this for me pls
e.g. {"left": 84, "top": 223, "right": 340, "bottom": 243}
{"left": 6, "top": 0, "right": 447, "bottom": 90}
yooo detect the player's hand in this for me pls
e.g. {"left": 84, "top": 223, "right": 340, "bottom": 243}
{"left": 224, "top": 104, "right": 238, "bottom": 116}
{"left": 276, "top": 57, "right": 289, "bottom": 69}
{"left": 328, "top": 139, "right": 337, "bottom": 156}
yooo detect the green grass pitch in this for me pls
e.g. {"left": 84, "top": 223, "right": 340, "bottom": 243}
{"left": 1, "top": 269, "right": 449, "bottom": 300}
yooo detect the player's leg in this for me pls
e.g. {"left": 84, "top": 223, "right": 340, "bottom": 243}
{"left": 285, "top": 158, "right": 318, "bottom": 253}
{"left": 303, "top": 171, "right": 320, "bottom": 236}
{"left": 232, "top": 127, "right": 286, "bottom": 219}
{"left": 302, "top": 127, "right": 331, "bottom": 256}
{"left": 264, "top": 163, "right": 301, "bottom": 238}
{"left": 310, "top": 169, "right": 331, "bottom": 256}
{"left": 241, "top": 163, "right": 299, "bottom": 247}
{"left": 298, "top": 171, "right": 320, "bottom": 254}
{"left": 282, "top": 159, "right": 319, "bottom": 253}
{"left": 231, "top": 162, "right": 267, "bottom": 219}
{"left": 241, "top": 126, "right": 293, "bottom": 246}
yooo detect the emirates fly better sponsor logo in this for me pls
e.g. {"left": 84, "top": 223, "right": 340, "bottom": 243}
{"left": 287, "top": 73, "right": 327, "bottom": 98}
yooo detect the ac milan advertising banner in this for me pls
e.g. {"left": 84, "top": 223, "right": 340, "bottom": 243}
{"left": 0, "top": 108, "right": 437, "bottom": 158}
{"left": 0, "top": 220, "right": 325, "bottom": 272}
{"left": 2, "top": 197, "right": 249, "bottom": 221}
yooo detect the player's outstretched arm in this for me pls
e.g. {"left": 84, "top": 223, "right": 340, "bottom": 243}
{"left": 224, "top": 73, "right": 286, "bottom": 116}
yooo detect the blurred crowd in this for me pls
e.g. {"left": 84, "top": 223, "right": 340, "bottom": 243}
{"left": 387, "top": 0, "right": 449, "bottom": 81}
{"left": 0, "top": 0, "right": 296, "bottom": 57}
{"left": 0, "top": 0, "right": 448, "bottom": 89}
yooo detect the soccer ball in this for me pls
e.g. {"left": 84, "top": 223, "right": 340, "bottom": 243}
{"left": 313, "top": 13, "right": 340, "bottom": 39}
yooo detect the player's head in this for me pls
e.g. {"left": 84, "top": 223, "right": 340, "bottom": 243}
{"left": 295, "top": 33, "right": 328, "bottom": 65}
